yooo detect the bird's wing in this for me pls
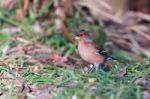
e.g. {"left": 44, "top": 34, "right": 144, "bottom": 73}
{"left": 86, "top": 39, "right": 107, "bottom": 56}
{"left": 86, "top": 38, "right": 109, "bottom": 56}
{"left": 97, "top": 48, "right": 107, "bottom": 56}
{"left": 92, "top": 43, "right": 107, "bottom": 56}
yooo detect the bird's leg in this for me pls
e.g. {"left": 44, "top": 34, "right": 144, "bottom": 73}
{"left": 94, "top": 63, "right": 100, "bottom": 71}
{"left": 89, "top": 63, "right": 104, "bottom": 72}
{"left": 99, "top": 63, "right": 105, "bottom": 70}
{"left": 88, "top": 64, "right": 96, "bottom": 72}
{"left": 88, "top": 63, "right": 108, "bottom": 73}
{"left": 89, "top": 64, "right": 94, "bottom": 68}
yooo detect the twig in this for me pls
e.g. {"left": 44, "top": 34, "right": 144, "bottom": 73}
{"left": 131, "top": 27, "right": 150, "bottom": 41}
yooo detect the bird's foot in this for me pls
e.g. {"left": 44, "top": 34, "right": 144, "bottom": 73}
{"left": 88, "top": 64, "right": 96, "bottom": 73}
{"left": 88, "top": 63, "right": 110, "bottom": 73}
{"left": 99, "top": 63, "right": 110, "bottom": 71}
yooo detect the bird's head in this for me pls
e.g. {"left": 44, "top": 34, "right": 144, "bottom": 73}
{"left": 74, "top": 30, "right": 91, "bottom": 42}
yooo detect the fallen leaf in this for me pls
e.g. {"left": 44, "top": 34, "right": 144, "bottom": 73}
{"left": 133, "top": 76, "right": 150, "bottom": 90}
{"left": 29, "top": 64, "right": 44, "bottom": 73}
{"left": 16, "top": 9, "right": 24, "bottom": 21}
{"left": 0, "top": 27, "right": 21, "bottom": 35}
{"left": 0, "top": 0, "right": 16, "bottom": 9}
{"left": 23, "top": 0, "right": 29, "bottom": 15}
{"left": 88, "top": 78, "right": 96, "bottom": 85}
{"left": 35, "top": 90, "right": 52, "bottom": 99}
{"left": 32, "top": 22, "right": 44, "bottom": 33}
{"left": 116, "top": 67, "right": 127, "bottom": 78}
{"left": 0, "top": 60, "right": 5, "bottom": 66}
{"left": 2, "top": 45, "right": 10, "bottom": 56}
{"left": 72, "top": 95, "right": 77, "bottom": 99}
{"left": 48, "top": 53, "right": 69, "bottom": 67}
{"left": 133, "top": 77, "right": 149, "bottom": 85}
{"left": 142, "top": 91, "right": 150, "bottom": 99}
{"left": 84, "top": 66, "right": 89, "bottom": 72}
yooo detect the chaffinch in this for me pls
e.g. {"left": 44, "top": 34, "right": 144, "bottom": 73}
{"left": 75, "top": 30, "right": 114, "bottom": 72}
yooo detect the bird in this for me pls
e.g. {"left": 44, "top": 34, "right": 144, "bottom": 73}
{"left": 74, "top": 30, "right": 114, "bottom": 72}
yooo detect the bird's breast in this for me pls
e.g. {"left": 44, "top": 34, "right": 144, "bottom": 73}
{"left": 78, "top": 42, "right": 104, "bottom": 64}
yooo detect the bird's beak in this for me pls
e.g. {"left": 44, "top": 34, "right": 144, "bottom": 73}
{"left": 74, "top": 36, "right": 80, "bottom": 40}
{"left": 74, "top": 35, "right": 80, "bottom": 40}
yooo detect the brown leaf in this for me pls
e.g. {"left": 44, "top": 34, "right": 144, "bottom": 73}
{"left": 15, "top": 83, "right": 32, "bottom": 94}
{"left": 48, "top": 53, "right": 69, "bottom": 67}
{"left": 133, "top": 76, "right": 150, "bottom": 89}
{"left": 29, "top": 64, "right": 44, "bottom": 73}
{"left": 32, "top": 22, "right": 44, "bottom": 33}
{"left": 16, "top": 9, "right": 24, "bottom": 21}
{"left": 41, "top": 0, "right": 48, "bottom": 8}
{"left": 0, "top": 0, "right": 16, "bottom": 9}
{"left": 62, "top": 0, "right": 73, "bottom": 17}
{"left": 84, "top": 66, "right": 89, "bottom": 72}
{"left": 0, "top": 60, "right": 5, "bottom": 66}
{"left": 35, "top": 90, "right": 52, "bottom": 99}
{"left": 88, "top": 78, "right": 96, "bottom": 85}
{"left": 116, "top": 67, "right": 127, "bottom": 78}
{"left": 26, "top": 44, "right": 52, "bottom": 55}
{"left": 23, "top": 0, "right": 29, "bottom": 16}
{"left": 17, "top": 94, "right": 26, "bottom": 99}
{"left": 33, "top": 0, "right": 39, "bottom": 13}
{"left": 0, "top": 27, "right": 21, "bottom": 35}
{"left": 142, "top": 91, "right": 150, "bottom": 99}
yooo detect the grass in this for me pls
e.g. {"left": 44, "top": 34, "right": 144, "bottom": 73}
{"left": 0, "top": 2, "right": 150, "bottom": 99}
{"left": 0, "top": 59, "right": 149, "bottom": 99}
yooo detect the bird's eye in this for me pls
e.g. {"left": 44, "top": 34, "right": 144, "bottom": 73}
{"left": 79, "top": 34, "right": 83, "bottom": 36}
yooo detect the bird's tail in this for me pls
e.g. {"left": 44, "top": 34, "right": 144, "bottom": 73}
{"left": 99, "top": 55, "right": 116, "bottom": 71}
{"left": 105, "top": 55, "right": 116, "bottom": 61}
